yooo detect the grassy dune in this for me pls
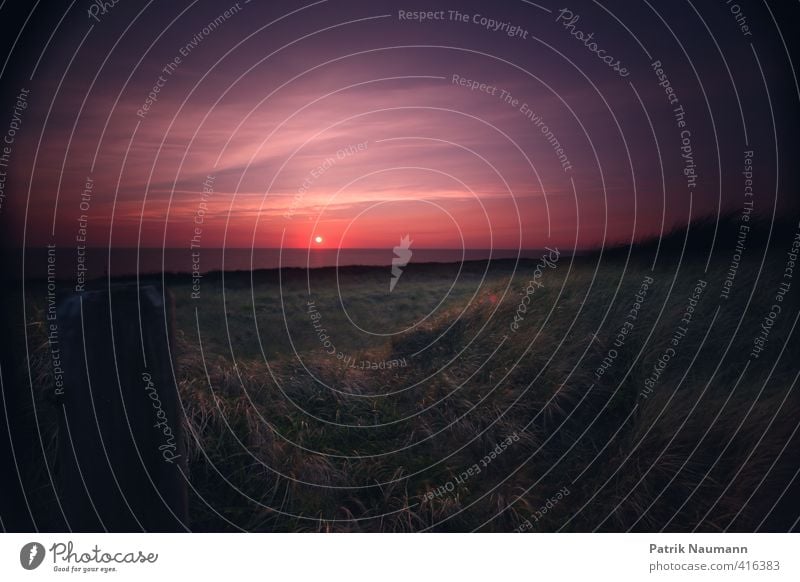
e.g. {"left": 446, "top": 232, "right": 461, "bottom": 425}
{"left": 23, "top": 218, "right": 800, "bottom": 531}
{"left": 167, "top": 223, "right": 799, "bottom": 531}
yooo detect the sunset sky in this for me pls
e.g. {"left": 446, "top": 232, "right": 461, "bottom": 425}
{"left": 1, "top": 0, "right": 797, "bottom": 250}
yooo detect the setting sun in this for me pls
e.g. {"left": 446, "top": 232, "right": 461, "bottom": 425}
{"left": 314, "top": 236, "right": 324, "bottom": 245}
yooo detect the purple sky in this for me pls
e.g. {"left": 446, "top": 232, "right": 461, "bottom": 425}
{"left": 0, "top": 0, "right": 797, "bottom": 250}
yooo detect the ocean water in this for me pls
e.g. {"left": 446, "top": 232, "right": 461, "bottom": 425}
{"left": 16, "top": 247, "right": 546, "bottom": 280}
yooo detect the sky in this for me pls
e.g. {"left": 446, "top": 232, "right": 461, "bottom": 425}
{"left": 0, "top": 0, "right": 797, "bottom": 250}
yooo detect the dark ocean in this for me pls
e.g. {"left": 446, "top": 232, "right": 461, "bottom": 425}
{"left": 15, "top": 247, "right": 558, "bottom": 280}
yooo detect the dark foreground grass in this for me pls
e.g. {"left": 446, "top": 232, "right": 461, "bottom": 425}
{"left": 21, "top": 217, "right": 800, "bottom": 531}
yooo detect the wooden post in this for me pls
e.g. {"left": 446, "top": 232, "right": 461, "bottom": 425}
{"left": 56, "top": 284, "right": 188, "bottom": 531}
{"left": 0, "top": 248, "right": 38, "bottom": 531}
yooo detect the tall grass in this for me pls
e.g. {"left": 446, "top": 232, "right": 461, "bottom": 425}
{"left": 24, "top": 216, "right": 800, "bottom": 531}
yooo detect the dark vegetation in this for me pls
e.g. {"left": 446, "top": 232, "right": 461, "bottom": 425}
{"left": 19, "top": 215, "right": 800, "bottom": 531}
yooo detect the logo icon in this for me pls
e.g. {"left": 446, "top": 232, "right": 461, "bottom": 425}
{"left": 390, "top": 235, "right": 413, "bottom": 292}
{"left": 20, "top": 542, "right": 45, "bottom": 570}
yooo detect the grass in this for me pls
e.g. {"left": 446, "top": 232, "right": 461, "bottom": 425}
{"left": 21, "top": 216, "right": 800, "bottom": 531}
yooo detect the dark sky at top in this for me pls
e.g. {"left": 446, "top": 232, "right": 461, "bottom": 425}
{"left": 0, "top": 0, "right": 797, "bottom": 250}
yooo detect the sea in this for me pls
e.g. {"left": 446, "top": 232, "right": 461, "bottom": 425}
{"left": 13, "top": 247, "right": 560, "bottom": 280}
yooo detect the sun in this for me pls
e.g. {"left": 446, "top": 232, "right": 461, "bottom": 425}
{"left": 314, "top": 235, "right": 324, "bottom": 245}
